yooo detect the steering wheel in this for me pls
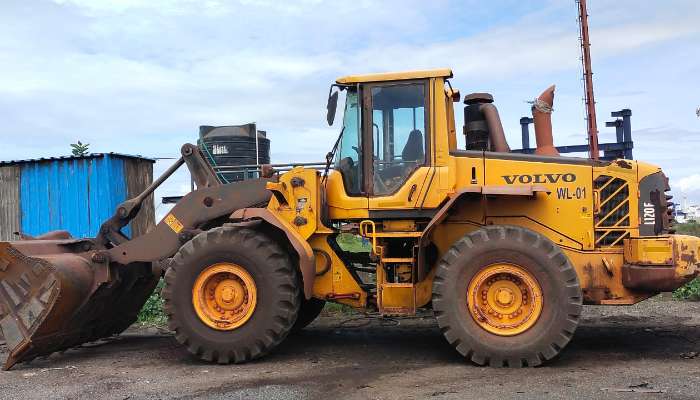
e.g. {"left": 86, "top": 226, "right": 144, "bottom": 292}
{"left": 373, "top": 173, "right": 390, "bottom": 194}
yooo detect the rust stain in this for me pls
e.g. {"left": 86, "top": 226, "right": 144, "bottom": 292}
{"left": 615, "top": 159, "right": 633, "bottom": 169}
{"left": 680, "top": 250, "right": 697, "bottom": 265}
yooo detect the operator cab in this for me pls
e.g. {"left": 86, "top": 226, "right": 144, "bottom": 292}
{"left": 327, "top": 70, "right": 440, "bottom": 199}
{"left": 333, "top": 82, "right": 427, "bottom": 196}
{"left": 323, "top": 68, "right": 532, "bottom": 219}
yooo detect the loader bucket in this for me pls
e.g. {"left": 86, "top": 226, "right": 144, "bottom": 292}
{"left": 0, "top": 239, "right": 158, "bottom": 370}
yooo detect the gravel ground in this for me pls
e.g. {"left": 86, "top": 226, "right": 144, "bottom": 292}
{"left": 2, "top": 297, "right": 700, "bottom": 399}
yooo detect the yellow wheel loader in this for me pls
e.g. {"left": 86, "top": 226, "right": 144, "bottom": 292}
{"left": 1, "top": 69, "right": 698, "bottom": 369}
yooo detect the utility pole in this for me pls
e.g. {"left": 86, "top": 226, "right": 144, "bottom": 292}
{"left": 577, "top": 0, "right": 600, "bottom": 159}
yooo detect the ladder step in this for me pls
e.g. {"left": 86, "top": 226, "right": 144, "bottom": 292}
{"left": 381, "top": 258, "right": 414, "bottom": 263}
{"left": 381, "top": 283, "right": 414, "bottom": 288}
{"left": 368, "top": 232, "right": 422, "bottom": 238}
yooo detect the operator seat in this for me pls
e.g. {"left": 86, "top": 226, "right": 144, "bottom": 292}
{"left": 402, "top": 129, "right": 424, "bottom": 162}
{"left": 373, "top": 129, "right": 425, "bottom": 195}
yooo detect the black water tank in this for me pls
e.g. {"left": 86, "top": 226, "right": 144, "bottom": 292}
{"left": 198, "top": 123, "right": 271, "bottom": 183}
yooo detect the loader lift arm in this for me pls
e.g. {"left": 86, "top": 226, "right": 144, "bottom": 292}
{"left": 95, "top": 143, "right": 273, "bottom": 265}
{"left": 95, "top": 143, "right": 221, "bottom": 248}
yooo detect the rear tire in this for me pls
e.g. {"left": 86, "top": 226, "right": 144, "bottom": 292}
{"left": 432, "top": 225, "right": 582, "bottom": 367}
{"left": 162, "top": 226, "right": 300, "bottom": 364}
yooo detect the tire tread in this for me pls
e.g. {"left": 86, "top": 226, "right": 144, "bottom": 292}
{"left": 162, "top": 226, "right": 300, "bottom": 364}
{"left": 432, "top": 225, "right": 583, "bottom": 368}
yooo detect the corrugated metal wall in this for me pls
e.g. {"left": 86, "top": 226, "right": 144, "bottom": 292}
{"left": 19, "top": 155, "right": 130, "bottom": 238}
{"left": 0, "top": 166, "right": 20, "bottom": 241}
{"left": 0, "top": 154, "right": 154, "bottom": 240}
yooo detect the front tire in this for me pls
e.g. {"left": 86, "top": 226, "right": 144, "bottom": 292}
{"left": 162, "top": 226, "right": 300, "bottom": 364}
{"left": 432, "top": 225, "right": 582, "bottom": 367}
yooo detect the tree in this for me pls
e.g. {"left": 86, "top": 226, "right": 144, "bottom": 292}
{"left": 71, "top": 141, "right": 90, "bottom": 157}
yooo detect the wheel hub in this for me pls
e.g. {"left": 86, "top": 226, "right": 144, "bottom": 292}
{"left": 215, "top": 278, "right": 245, "bottom": 310}
{"left": 192, "top": 263, "right": 257, "bottom": 331}
{"left": 467, "top": 263, "right": 543, "bottom": 336}
{"left": 495, "top": 288, "right": 514, "bottom": 306}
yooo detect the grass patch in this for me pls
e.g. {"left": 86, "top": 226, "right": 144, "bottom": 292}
{"left": 673, "top": 278, "right": 700, "bottom": 301}
{"left": 673, "top": 223, "right": 700, "bottom": 300}
{"left": 137, "top": 279, "right": 167, "bottom": 325}
{"left": 322, "top": 302, "right": 356, "bottom": 315}
{"left": 336, "top": 233, "right": 371, "bottom": 253}
{"left": 676, "top": 222, "right": 700, "bottom": 236}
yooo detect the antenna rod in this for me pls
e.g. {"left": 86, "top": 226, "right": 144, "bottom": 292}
{"left": 578, "top": 0, "right": 600, "bottom": 159}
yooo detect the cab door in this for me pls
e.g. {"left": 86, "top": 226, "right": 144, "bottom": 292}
{"left": 365, "top": 80, "right": 434, "bottom": 211}
{"left": 325, "top": 86, "right": 370, "bottom": 220}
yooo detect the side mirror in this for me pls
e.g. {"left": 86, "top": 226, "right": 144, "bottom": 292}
{"left": 326, "top": 90, "right": 339, "bottom": 126}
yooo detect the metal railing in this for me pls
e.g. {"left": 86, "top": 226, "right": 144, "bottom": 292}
{"left": 211, "top": 161, "right": 327, "bottom": 180}
{"left": 162, "top": 161, "right": 328, "bottom": 204}
{"left": 513, "top": 109, "right": 634, "bottom": 161}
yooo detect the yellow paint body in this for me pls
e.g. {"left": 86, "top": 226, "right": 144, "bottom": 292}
{"left": 257, "top": 68, "right": 696, "bottom": 315}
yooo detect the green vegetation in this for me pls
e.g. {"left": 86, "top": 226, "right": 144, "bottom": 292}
{"left": 673, "top": 223, "right": 700, "bottom": 300}
{"left": 673, "top": 279, "right": 700, "bottom": 301}
{"left": 137, "top": 279, "right": 167, "bottom": 325}
{"left": 322, "top": 302, "right": 356, "bottom": 315}
{"left": 336, "top": 233, "right": 371, "bottom": 253}
{"left": 676, "top": 222, "right": 700, "bottom": 236}
{"left": 70, "top": 140, "right": 90, "bottom": 156}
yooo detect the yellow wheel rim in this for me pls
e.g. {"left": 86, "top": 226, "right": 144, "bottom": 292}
{"left": 467, "top": 263, "right": 543, "bottom": 336}
{"left": 192, "top": 263, "right": 257, "bottom": 331}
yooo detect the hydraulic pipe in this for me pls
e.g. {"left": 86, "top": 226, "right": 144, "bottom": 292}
{"left": 118, "top": 156, "right": 184, "bottom": 219}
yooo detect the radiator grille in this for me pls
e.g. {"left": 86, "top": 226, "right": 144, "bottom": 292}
{"left": 594, "top": 175, "right": 631, "bottom": 246}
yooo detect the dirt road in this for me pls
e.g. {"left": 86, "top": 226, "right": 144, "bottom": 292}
{"left": 2, "top": 297, "right": 700, "bottom": 399}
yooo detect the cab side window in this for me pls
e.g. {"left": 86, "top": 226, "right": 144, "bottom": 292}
{"left": 371, "top": 83, "right": 426, "bottom": 196}
{"left": 334, "top": 90, "right": 362, "bottom": 194}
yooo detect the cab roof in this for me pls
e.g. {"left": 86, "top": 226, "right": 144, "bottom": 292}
{"left": 335, "top": 68, "right": 453, "bottom": 85}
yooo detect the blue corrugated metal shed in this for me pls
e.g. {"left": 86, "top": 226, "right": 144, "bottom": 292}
{"left": 0, "top": 153, "right": 155, "bottom": 240}
{"left": 0, "top": 152, "right": 153, "bottom": 166}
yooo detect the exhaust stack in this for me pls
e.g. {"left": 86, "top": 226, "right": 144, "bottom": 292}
{"left": 532, "top": 85, "right": 559, "bottom": 156}
{"left": 463, "top": 93, "right": 510, "bottom": 153}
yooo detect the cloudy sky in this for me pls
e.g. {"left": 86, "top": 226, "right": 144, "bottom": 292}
{"left": 1, "top": 0, "right": 699, "bottom": 218}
